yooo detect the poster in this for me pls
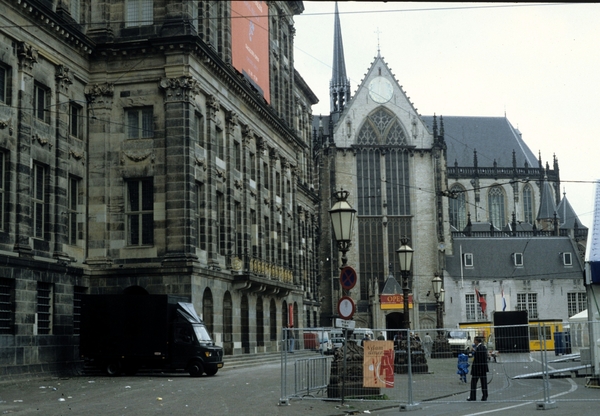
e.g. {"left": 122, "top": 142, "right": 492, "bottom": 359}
{"left": 363, "top": 340, "right": 395, "bottom": 388}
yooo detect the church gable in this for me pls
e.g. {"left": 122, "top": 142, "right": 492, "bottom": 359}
{"left": 333, "top": 55, "right": 433, "bottom": 149}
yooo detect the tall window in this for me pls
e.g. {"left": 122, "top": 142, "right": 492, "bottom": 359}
{"left": 217, "top": 192, "right": 225, "bottom": 255}
{"left": 202, "top": 288, "right": 214, "bottom": 337}
{"left": 358, "top": 218, "right": 384, "bottom": 300}
{"left": 235, "top": 202, "right": 243, "bottom": 257}
{"left": 36, "top": 282, "right": 53, "bottom": 335}
{"left": 234, "top": 141, "right": 241, "bottom": 171}
{"left": 126, "top": 107, "right": 153, "bottom": 139}
{"left": 249, "top": 152, "right": 256, "bottom": 181}
{"left": 488, "top": 186, "right": 505, "bottom": 228}
{"left": 196, "top": 182, "right": 206, "bottom": 250}
{"left": 567, "top": 292, "right": 587, "bottom": 317}
{"left": 256, "top": 297, "right": 264, "bottom": 347}
{"left": 269, "top": 299, "right": 277, "bottom": 341}
{"left": 70, "top": 102, "right": 83, "bottom": 139}
{"left": 126, "top": 178, "right": 154, "bottom": 246}
{"left": 34, "top": 82, "right": 49, "bottom": 123}
{"left": 449, "top": 184, "right": 467, "bottom": 230}
{"left": 73, "top": 286, "right": 86, "bottom": 336}
{"left": 466, "top": 293, "right": 486, "bottom": 321}
{"left": 356, "top": 150, "right": 381, "bottom": 215}
{"left": 523, "top": 184, "right": 534, "bottom": 224}
{"left": 68, "top": 176, "right": 80, "bottom": 245}
{"left": 385, "top": 151, "right": 410, "bottom": 215}
{"left": 263, "top": 162, "right": 269, "bottom": 190}
{"left": 125, "top": 0, "right": 153, "bottom": 27}
{"left": 0, "top": 64, "right": 9, "bottom": 104}
{"left": 70, "top": 0, "right": 81, "bottom": 23}
{"left": 516, "top": 293, "right": 538, "bottom": 319}
{"left": 194, "top": 112, "right": 205, "bottom": 147}
{"left": 32, "top": 163, "right": 47, "bottom": 239}
{"left": 0, "top": 152, "right": 5, "bottom": 231}
{"left": 0, "top": 277, "right": 14, "bottom": 334}
{"left": 216, "top": 127, "right": 224, "bottom": 160}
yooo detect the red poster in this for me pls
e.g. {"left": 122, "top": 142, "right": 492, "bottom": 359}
{"left": 363, "top": 341, "right": 395, "bottom": 388}
{"left": 231, "top": 1, "right": 270, "bottom": 103}
{"left": 288, "top": 304, "right": 294, "bottom": 328}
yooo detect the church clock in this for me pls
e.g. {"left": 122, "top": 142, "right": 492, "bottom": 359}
{"left": 369, "top": 76, "right": 393, "bottom": 103}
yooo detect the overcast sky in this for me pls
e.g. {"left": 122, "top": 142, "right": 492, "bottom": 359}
{"left": 293, "top": 1, "right": 599, "bottom": 227}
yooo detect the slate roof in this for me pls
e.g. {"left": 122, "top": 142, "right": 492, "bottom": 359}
{"left": 422, "top": 116, "right": 538, "bottom": 168}
{"left": 557, "top": 195, "right": 588, "bottom": 230}
{"left": 446, "top": 237, "right": 583, "bottom": 281}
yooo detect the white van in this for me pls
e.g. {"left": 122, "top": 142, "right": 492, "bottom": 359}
{"left": 347, "top": 328, "right": 375, "bottom": 347}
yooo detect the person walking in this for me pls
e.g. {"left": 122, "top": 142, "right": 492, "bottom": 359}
{"left": 467, "top": 336, "right": 489, "bottom": 401}
{"left": 423, "top": 332, "right": 434, "bottom": 358}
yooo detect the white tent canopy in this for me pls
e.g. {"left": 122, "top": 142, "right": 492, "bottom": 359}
{"left": 569, "top": 309, "right": 588, "bottom": 322}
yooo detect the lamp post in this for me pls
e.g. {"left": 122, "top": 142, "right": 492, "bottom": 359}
{"left": 432, "top": 274, "right": 444, "bottom": 336}
{"left": 329, "top": 189, "right": 356, "bottom": 268}
{"left": 397, "top": 237, "right": 414, "bottom": 329}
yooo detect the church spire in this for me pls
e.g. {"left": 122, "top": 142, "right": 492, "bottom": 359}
{"left": 330, "top": 2, "right": 351, "bottom": 114}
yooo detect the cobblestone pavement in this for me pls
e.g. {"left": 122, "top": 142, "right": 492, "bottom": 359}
{"left": 0, "top": 354, "right": 598, "bottom": 415}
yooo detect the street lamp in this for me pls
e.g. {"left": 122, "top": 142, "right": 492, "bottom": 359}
{"left": 397, "top": 237, "right": 414, "bottom": 329}
{"left": 329, "top": 189, "right": 356, "bottom": 268}
{"left": 432, "top": 274, "right": 444, "bottom": 336}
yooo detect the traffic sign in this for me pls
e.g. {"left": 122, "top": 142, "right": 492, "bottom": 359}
{"left": 337, "top": 296, "right": 355, "bottom": 319}
{"left": 339, "top": 266, "right": 357, "bottom": 291}
{"left": 335, "top": 318, "right": 356, "bottom": 329}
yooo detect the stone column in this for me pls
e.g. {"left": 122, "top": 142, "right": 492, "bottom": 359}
{"left": 13, "top": 42, "right": 38, "bottom": 256}
{"left": 84, "top": 82, "right": 114, "bottom": 265}
{"left": 159, "top": 76, "right": 201, "bottom": 263}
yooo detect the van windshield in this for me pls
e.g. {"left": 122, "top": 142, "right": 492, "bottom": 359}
{"left": 449, "top": 331, "right": 468, "bottom": 339}
{"left": 193, "top": 325, "right": 213, "bottom": 344}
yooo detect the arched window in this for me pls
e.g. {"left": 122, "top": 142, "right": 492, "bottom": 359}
{"left": 257, "top": 297, "right": 264, "bottom": 347}
{"left": 202, "top": 288, "right": 214, "bottom": 336}
{"left": 523, "top": 184, "right": 534, "bottom": 224}
{"left": 269, "top": 299, "right": 277, "bottom": 341}
{"left": 449, "top": 184, "right": 467, "bottom": 230}
{"left": 488, "top": 186, "right": 506, "bottom": 228}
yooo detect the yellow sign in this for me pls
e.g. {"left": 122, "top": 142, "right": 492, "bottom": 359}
{"left": 380, "top": 294, "right": 413, "bottom": 310}
{"left": 363, "top": 341, "right": 395, "bottom": 388}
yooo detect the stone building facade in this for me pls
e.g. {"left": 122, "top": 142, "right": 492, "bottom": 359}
{"left": 0, "top": 0, "right": 320, "bottom": 377}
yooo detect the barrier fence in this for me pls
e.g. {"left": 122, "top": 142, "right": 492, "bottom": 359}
{"left": 279, "top": 322, "right": 600, "bottom": 408}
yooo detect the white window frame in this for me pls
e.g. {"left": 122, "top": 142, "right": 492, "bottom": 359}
{"left": 513, "top": 252, "right": 524, "bottom": 267}
{"left": 34, "top": 82, "right": 50, "bottom": 123}
{"left": 562, "top": 252, "right": 572, "bottom": 266}
{"left": 126, "top": 178, "right": 154, "bottom": 246}
{"left": 464, "top": 253, "right": 474, "bottom": 267}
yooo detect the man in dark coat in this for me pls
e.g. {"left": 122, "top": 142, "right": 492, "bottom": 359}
{"left": 467, "top": 336, "right": 489, "bottom": 401}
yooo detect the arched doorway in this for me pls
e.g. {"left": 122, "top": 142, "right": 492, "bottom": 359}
{"left": 256, "top": 297, "right": 264, "bottom": 347}
{"left": 386, "top": 311, "right": 404, "bottom": 340}
{"left": 241, "top": 295, "right": 250, "bottom": 353}
{"left": 223, "top": 292, "right": 233, "bottom": 355}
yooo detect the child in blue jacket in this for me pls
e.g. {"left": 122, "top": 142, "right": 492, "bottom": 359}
{"left": 457, "top": 353, "right": 470, "bottom": 383}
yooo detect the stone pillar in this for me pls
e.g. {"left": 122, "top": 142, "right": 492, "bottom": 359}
{"left": 13, "top": 42, "right": 38, "bottom": 256}
{"left": 159, "top": 76, "right": 201, "bottom": 263}
{"left": 84, "top": 82, "right": 114, "bottom": 265}
{"left": 52, "top": 65, "right": 73, "bottom": 263}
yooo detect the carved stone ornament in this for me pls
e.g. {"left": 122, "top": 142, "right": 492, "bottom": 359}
{"left": 234, "top": 179, "right": 243, "bottom": 190}
{"left": 121, "top": 149, "right": 155, "bottom": 164}
{"left": 85, "top": 83, "right": 114, "bottom": 105}
{"left": 55, "top": 65, "right": 73, "bottom": 91}
{"left": 216, "top": 168, "right": 227, "bottom": 180}
{"left": 208, "top": 95, "right": 220, "bottom": 120}
{"left": 231, "top": 256, "right": 243, "bottom": 271}
{"left": 69, "top": 149, "right": 85, "bottom": 164}
{"left": 195, "top": 155, "right": 207, "bottom": 171}
{"left": 17, "top": 42, "right": 38, "bottom": 71}
{"left": 242, "top": 125, "right": 255, "bottom": 145}
{"left": 159, "top": 76, "right": 200, "bottom": 101}
{"left": 32, "top": 133, "right": 52, "bottom": 149}
{"left": 227, "top": 112, "right": 239, "bottom": 133}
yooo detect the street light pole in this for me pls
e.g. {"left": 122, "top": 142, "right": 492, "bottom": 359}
{"left": 432, "top": 274, "right": 444, "bottom": 337}
{"left": 397, "top": 237, "right": 414, "bottom": 330}
{"left": 329, "top": 190, "right": 356, "bottom": 268}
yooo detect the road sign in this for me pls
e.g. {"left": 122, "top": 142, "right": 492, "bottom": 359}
{"left": 339, "top": 266, "right": 357, "bottom": 291}
{"left": 337, "top": 296, "right": 355, "bottom": 319}
{"left": 335, "top": 318, "right": 356, "bottom": 329}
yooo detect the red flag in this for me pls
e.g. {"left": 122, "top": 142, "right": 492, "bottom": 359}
{"left": 475, "top": 289, "right": 487, "bottom": 314}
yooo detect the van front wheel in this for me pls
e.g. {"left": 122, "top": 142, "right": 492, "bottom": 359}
{"left": 188, "top": 361, "right": 204, "bottom": 377}
{"left": 106, "top": 361, "right": 122, "bottom": 376}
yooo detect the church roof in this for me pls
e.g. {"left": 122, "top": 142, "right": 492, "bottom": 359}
{"left": 446, "top": 236, "right": 583, "bottom": 281}
{"left": 557, "top": 194, "right": 588, "bottom": 230}
{"left": 537, "top": 177, "right": 557, "bottom": 221}
{"left": 422, "top": 116, "right": 538, "bottom": 169}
